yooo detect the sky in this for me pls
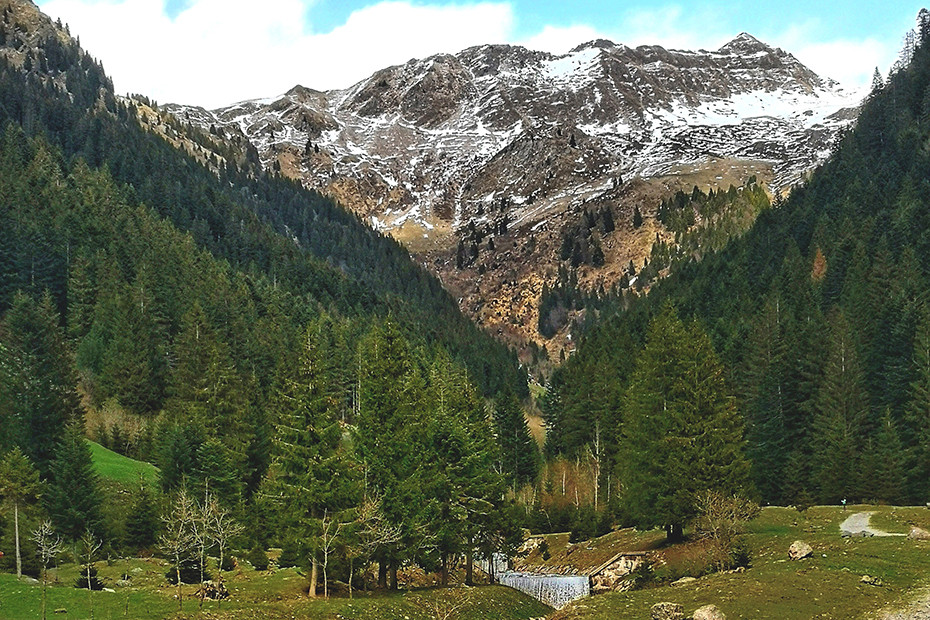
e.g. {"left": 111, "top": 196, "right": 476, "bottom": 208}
{"left": 36, "top": 0, "right": 925, "bottom": 109}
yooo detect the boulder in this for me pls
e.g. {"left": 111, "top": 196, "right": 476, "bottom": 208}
{"left": 693, "top": 604, "right": 727, "bottom": 620}
{"left": 672, "top": 576, "right": 697, "bottom": 586}
{"left": 861, "top": 574, "right": 883, "bottom": 586}
{"left": 651, "top": 602, "right": 685, "bottom": 620}
{"left": 788, "top": 540, "right": 812, "bottom": 560}
{"left": 908, "top": 526, "right": 930, "bottom": 540}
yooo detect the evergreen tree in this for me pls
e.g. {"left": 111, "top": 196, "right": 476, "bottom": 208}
{"left": 0, "top": 447, "right": 42, "bottom": 578}
{"left": 270, "top": 319, "right": 357, "bottom": 597}
{"left": 45, "top": 423, "right": 104, "bottom": 541}
{"left": 619, "top": 305, "right": 750, "bottom": 540}
{"left": 124, "top": 483, "right": 159, "bottom": 553}
{"left": 493, "top": 390, "right": 539, "bottom": 489}
{"left": 0, "top": 291, "right": 80, "bottom": 475}
{"left": 810, "top": 311, "right": 869, "bottom": 503}
{"left": 906, "top": 308, "right": 930, "bottom": 502}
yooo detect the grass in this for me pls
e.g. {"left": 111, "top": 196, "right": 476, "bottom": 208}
{"left": 0, "top": 557, "right": 551, "bottom": 620}
{"left": 548, "top": 505, "right": 930, "bottom": 619}
{"left": 87, "top": 439, "right": 159, "bottom": 488}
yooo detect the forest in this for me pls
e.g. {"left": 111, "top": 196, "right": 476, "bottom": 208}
{"left": 6, "top": 0, "right": 930, "bottom": 610}
{"left": 546, "top": 14, "right": 930, "bottom": 512}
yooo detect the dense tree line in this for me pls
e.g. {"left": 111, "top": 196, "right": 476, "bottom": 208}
{"left": 0, "top": 5, "right": 525, "bottom": 399}
{"left": 545, "top": 21, "right": 930, "bottom": 508}
{"left": 0, "top": 2, "right": 534, "bottom": 594}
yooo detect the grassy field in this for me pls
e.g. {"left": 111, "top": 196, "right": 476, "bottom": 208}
{"left": 547, "top": 505, "right": 930, "bottom": 619}
{"left": 0, "top": 558, "right": 551, "bottom": 620}
{"left": 6, "top": 505, "right": 930, "bottom": 619}
{"left": 87, "top": 440, "right": 159, "bottom": 488}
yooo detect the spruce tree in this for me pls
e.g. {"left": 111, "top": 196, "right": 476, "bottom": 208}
{"left": 0, "top": 291, "right": 80, "bottom": 475}
{"left": 46, "top": 423, "right": 104, "bottom": 541}
{"left": 270, "top": 319, "right": 357, "bottom": 597}
{"left": 810, "top": 311, "right": 868, "bottom": 503}
{"left": 125, "top": 484, "right": 159, "bottom": 553}
{"left": 619, "top": 305, "right": 750, "bottom": 541}
{"left": 0, "top": 447, "right": 42, "bottom": 578}
{"left": 493, "top": 390, "right": 539, "bottom": 489}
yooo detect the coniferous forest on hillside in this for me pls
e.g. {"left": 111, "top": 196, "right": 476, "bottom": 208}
{"left": 5, "top": 1, "right": 930, "bottom": 617}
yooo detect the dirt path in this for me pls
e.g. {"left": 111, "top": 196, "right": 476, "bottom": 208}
{"left": 840, "top": 512, "right": 905, "bottom": 537}
{"left": 881, "top": 585, "right": 930, "bottom": 619}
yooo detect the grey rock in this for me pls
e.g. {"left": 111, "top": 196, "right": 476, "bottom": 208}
{"left": 693, "top": 604, "right": 727, "bottom": 620}
{"left": 651, "top": 602, "right": 685, "bottom": 620}
{"left": 788, "top": 540, "right": 813, "bottom": 560}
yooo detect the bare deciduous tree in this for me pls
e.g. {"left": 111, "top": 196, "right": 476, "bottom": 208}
{"left": 79, "top": 530, "right": 102, "bottom": 620}
{"left": 693, "top": 491, "right": 760, "bottom": 571}
{"left": 31, "top": 520, "right": 63, "bottom": 620}
{"left": 159, "top": 488, "right": 197, "bottom": 612}
{"left": 208, "top": 496, "right": 243, "bottom": 583}
{"left": 347, "top": 496, "right": 402, "bottom": 598}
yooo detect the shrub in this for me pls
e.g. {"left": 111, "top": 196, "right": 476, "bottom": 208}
{"left": 165, "top": 557, "right": 203, "bottom": 584}
{"left": 75, "top": 565, "right": 105, "bottom": 590}
{"left": 220, "top": 554, "right": 236, "bottom": 572}
{"left": 246, "top": 544, "right": 269, "bottom": 571}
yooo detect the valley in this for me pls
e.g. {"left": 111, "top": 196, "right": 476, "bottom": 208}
{"left": 2, "top": 0, "right": 930, "bottom": 618}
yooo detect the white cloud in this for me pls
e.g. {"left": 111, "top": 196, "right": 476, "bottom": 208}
{"left": 39, "top": 0, "right": 514, "bottom": 108}
{"left": 768, "top": 22, "right": 895, "bottom": 88}
{"left": 520, "top": 24, "right": 603, "bottom": 55}
{"left": 36, "top": 0, "right": 903, "bottom": 107}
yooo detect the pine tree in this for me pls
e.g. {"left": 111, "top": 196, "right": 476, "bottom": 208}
{"left": 270, "top": 319, "right": 357, "bottom": 597}
{"left": 619, "top": 305, "right": 750, "bottom": 541}
{"left": 125, "top": 483, "right": 159, "bottom": 553}
{"left": 810, "top": 310, "right": 868, "bottom": 503}
{"left": 0, "top": 291, "right": 80, "bottom": 475}
{"left": 493, "top": 390, "right": 539, "bottom": 490}
{"left": 45, "top": 423, "right": 104, "bottom": 541}
{"left": 0, "top": 447, "right": 43, "bottom": 578}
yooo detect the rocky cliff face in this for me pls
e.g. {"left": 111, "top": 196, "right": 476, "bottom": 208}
{"left": 167, "top": 34, "right": 863, "bottom": 359}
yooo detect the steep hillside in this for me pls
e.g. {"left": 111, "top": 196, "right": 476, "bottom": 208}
{"left": 545, "top": 12, "right": 930, "bottom": 508}
{"left": 168, "top": 34, "right": 862, "bottom": 354}
{"left": 0, "top": 0, "right": 524, "bottom": 397}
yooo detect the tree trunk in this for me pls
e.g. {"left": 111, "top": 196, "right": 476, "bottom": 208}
{"left": 348, "top": 557, "right": 353, "bottom": 599}
{"left": 465, "top": 548, "right": 473, "bottom": 586}
{"left": 378, "top": 560, "right": 387, "bottom": 589}
{"left": 389, "top": 560, "right": 398, "bottom": 590}
{"left": 441, "top": 552, "right": 448, "bottom": 587}
{"left": 176, "top": 560, "right": 183, "bottom": 612}
{"left": 14, "top": 502, "right": 21, "bottom": 579}
{"left": 309, "top": 555, "right": 319, "bottom": 598}
{"left": 41, "top": 567, "right": 47, "bottom": 620}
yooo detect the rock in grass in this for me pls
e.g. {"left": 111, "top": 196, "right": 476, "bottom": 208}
{"left": 651, "top": 602, "right": 685, "bottom": 620}
{"left": 908, "top": 526, "right": 930, "bottom": 540}
{"left": 672, "top": 576, "right": 697, "bottom": 586}
{"left": 693, "top": 604, "right": 727, "bottom": 620}
{"left": 788, "top": 540, "right": 812, "bottom": 560}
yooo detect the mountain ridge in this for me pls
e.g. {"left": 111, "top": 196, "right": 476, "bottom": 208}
{"left": 165, "top": 32, "right": 863, "bottom": 357}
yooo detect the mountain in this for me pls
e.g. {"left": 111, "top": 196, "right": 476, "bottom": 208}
{"left": 0, "top": 0, "right": 525, "bottom": 400}
{"left": 544, "top": 13, "right": 930, "bottom": 507}
{"left": 167, "top": 34, "right": 863, "bottom": 356}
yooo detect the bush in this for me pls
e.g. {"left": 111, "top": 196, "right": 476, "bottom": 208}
{"left": 729, "top": 537, "right": 752, "bottom": 569}
{"left": 538, "top": 538, "right": 551, "bottom": 561}
{"left": 277, "top": 542, "right": 300, "bottom": 569}
{"left": 165, "top": 557, "right": 203, "bottom": 584}
{"left": 220, "top": 554, "right": 236, "bottom": 572}
{"left": 246, "top": 545, "right": 269, "bottom": 571}
{"left": 629, "top": 558, "right": 655, "bottom": 589}
{"left": 75, "top": 565, "right": 105, "bottom": 590}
